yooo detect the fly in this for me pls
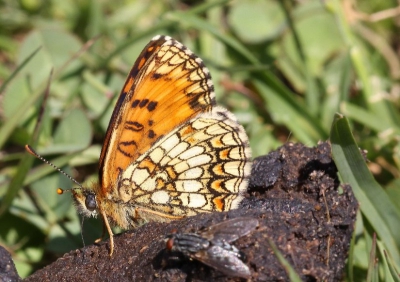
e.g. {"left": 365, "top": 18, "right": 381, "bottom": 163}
{"left": 165, "top": 217, "right": 259, "bottom": 279}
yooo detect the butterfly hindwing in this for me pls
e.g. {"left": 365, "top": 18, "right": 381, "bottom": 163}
{"left": 115, "top": 107, "right": 251, "bottom": 221}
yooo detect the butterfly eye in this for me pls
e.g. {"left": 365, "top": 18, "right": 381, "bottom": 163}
{"left": 85, "top": 194, "right": 97, "bottom": 211}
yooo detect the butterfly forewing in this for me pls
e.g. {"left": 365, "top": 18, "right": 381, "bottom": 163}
{"left": 99, "top": 36, "right": 168, "bottom": 189}
{"left": 99, "top": 35, "right": 216, "bottom": 193}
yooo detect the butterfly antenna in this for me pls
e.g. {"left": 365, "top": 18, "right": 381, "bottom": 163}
{"left": 25, "top": 144, "right": 83, "bottom": 189}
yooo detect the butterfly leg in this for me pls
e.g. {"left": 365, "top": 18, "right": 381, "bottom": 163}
{"left": 135, "top": 207, "right": 184, "bottom": 222}
{"left": 97, "top": 209, "right": 115, "bottom": 256}
{"left": 94, "top": 223, "right": 106, "bottom": 244}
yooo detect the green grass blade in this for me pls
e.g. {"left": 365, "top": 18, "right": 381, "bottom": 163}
{"left": 0, "top": 71, "right": 52, "bottom": 216}
{"left": 279, "top": 1, "right": 320, "bottom": 116}
{"left": 0, "top": 151, "right": 82, "bottom": 196}
{"left": 385, "top": 250, "right": 400, "bottom": 282}
{"left": 168, "top": 12, "right": 258, "bottom": 64}
{"left": 330, "top": 113, "right": 400, "bottom": 264}
{"left": 25, "top": 152, "right": 82, "bottom": 186}
{"left": 376, "top": 241, "right": 396, "bottom": 282}
{"left": 366, "top": 234, "right": 377, "bottom": 282}
{"left": 186, "top": 0, "right": 230, "bottom": 14}
{"left": 347, "top": 226, "right": 356, "bottom": 281}
{"left": 0, "top": 36, "right": 93, "bottom": 150}
{"left": 101, "top": 21, "right": 176, "bottom": 67}
{"left": 167, "top": 12, "right": 328, "bottom": 141}
{"left": 0, "top": 149, "right": 36, "bottom": 216}
{"left": 341, "top": 102, "right": 400, "bottom": 135}
{"left": 253, "top": 78, "right": 326, "bottom": 143}
{"left": 0, "top": 46, "right": 41, "bottom": 94}
{"left": 267, "top": 237, "right": 302, "bottom": 282}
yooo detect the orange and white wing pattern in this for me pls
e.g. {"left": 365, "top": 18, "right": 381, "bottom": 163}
{"left": 99, "top": 35, "right": 215, "bottom": 193}
{"left": 27, "top": 35, "right": 251, "bottom": 256}
{"left": 112, "top": 106, "right": 251, "bottom": 226}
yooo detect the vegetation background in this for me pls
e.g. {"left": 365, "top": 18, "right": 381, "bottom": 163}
{"left": 0, "top": 0, "right": 399, "bottom": 280}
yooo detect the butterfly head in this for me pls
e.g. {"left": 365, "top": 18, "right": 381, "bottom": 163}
{"left": 58, "top": 187, "right": 99, "bottom": 218}
{"left": 25, "top": 145, "right": 102, "bottom": 219}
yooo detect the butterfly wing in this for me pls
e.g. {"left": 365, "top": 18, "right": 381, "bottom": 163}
{"left": 116, "top": 106, "right": 251, "bottom": 221}
{"left": 200, "top": 217, "right": 259, "bottom": 243}
{"left": 99, "top": 35, "right": 215, "bottom": 193}
{"left": 193, "top": 245, "right": 251, "bottom": 279}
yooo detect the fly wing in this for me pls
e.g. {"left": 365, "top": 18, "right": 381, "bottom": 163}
{"left": 192, "top": 245, "right": 251, "bottom": 279}
{"left": 200, "top": 217, "right": 259, "bottom": 243}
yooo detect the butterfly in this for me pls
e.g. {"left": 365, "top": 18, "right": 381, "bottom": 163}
{"left": 26, "top": 35, "right": 251, "bottom": 256}
{"left": 165, "top": 217, "right": 259, "bottom": 279}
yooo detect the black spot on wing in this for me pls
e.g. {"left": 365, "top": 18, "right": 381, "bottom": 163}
{"left": 152, "top": 72, "right": 162, "bottom": 80}
{"left": 147, "top": 101, "right": 158, "bottom": 112}
{"left": 118, "top": 141, "right": 137, "bottom": 157}
{"left": 148, "top": 130, "right": 156, "bottom": 139}
{"left": 139, "top": 99, "right": 149, "bottom": 108}
{"left": 125, "top": 121, "right": 144, "bottom": 132}
{"left": 132, "top": 99, "right": 140, "bottom": 108}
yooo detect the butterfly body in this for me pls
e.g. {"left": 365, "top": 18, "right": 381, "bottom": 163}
{"left": 73, "top": 107, "right": 250, "bottom": 227}
{"left": 59, "top": 35, "right": 251, "bottom": 255}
